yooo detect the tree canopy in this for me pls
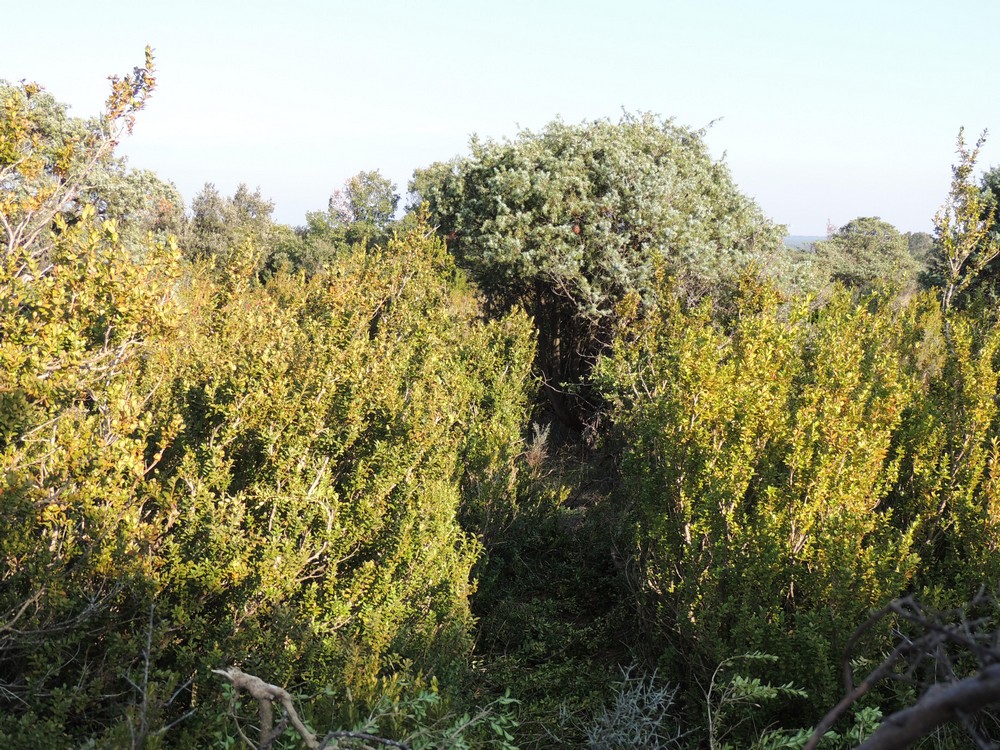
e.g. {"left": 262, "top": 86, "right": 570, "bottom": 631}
{"left": 184, "top": 182, "right": 277, "bottom": 275}
{"left": 814, "top": 216, "right": 916, "bottom": 290}
{"left": 331, "top": 169, "right": 399, "bottom": 229}
{"left": 412, "top": 113, "right": 785, "bottom": 424}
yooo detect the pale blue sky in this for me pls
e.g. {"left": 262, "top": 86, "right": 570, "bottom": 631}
{"left": 4, "top": 0, "right": 998, "bottom": 234}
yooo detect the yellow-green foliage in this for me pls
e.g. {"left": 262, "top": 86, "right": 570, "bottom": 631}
{"left": 0, "top": 211, "right": 182, "bottom": 744}
{"left": 0, "top": 199, "right": 534, "bottom": 744}
{"left": 146, "top": 224, "right": 535, "bottom": 690}
{"left": 896, "top": 311, "right": 1000, "bottom": 600}
{"left": 598, "top": 272, "right": 1000, "bottom": 719}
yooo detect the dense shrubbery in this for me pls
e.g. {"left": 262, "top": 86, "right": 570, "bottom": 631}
{"left": 0, "top": 209, "right": 538, "bottom": 744}
{"left": 595, "top": 264, "right": 1000, "bottom": 737}
{"left": 0, "top": 67, "right": 536, "bottom": 746}
{"left": 8, "top": 56, "right": 1000, "bottom": 749}
{"left": 599, "top": 279, "right": 919, "bottom": 714}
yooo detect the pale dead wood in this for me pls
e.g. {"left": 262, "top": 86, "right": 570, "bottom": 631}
{"left": 212, "top": 666, "right": 414, "bottom": 750}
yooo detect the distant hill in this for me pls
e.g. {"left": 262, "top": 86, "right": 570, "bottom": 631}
{"left": 784, "top": 235, "right": 824, "bottom": 250}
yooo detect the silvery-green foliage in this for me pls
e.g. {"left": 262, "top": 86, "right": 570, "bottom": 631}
{"left": 412, "top": 113, "right": 785, "bottom": 421}
{"left": 414, "top": 113, "right": 784, "bottom": 320}
{"left": 582, "top": 668, "right": 687, "bottom": 750}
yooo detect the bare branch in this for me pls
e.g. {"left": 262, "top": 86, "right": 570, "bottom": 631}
{"left": 212, "top": 667, "right": 319, "bottom": 750}
{"left": 807, "top": 591, "right": 1000, "bottom": 750}
{"left": 804, "top": 631, "right": 937, "bottom": 750}
{"left": 0, "top": 588, "right": 44, "bottom": 636}
{"left": 855, "top": 664, "right": 1000, "bottom": 750}
{"left": 212, "top": 667, "right": 418, "bottom": 750}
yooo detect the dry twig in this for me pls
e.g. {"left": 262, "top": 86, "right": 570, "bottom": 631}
{"left": 805, "top": 591, "right": 1000, "bottom": 750}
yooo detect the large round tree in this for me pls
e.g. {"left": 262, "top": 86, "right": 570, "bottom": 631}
{"left": 411, "top": 113, "right": 784, "bottom": 426}
{"left": 814, "top": 216, "right": 916, "bottom": 291}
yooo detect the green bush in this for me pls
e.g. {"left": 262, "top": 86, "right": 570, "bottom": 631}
{"left": 598, "top": 275, "right": 931, "bottom": 720}
{"left": 0, "top": 136, "right": 535, "bottom": 744}
{"left": 413, "top": 113, "right": 785, "bottom": 424}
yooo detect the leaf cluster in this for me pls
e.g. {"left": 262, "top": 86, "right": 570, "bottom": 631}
{"left": 413, "top": 113, "right": 786, "bottom": 424}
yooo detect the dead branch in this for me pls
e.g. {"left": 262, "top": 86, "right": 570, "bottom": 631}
{"left": 855, "top": 664, "right": 1000, "bottom": 750}
{"left": 212, "top": 667, "right": 319, "bottom": 750}
{"left": 805, "top": 591, "right": 1000, "bottom": 750}
{"left": 212, "top": 667, "right": 414, "bottom": 750}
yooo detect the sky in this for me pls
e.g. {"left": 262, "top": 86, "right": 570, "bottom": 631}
{"left": 3, "top": 0, "right": 999, "bottom": 236}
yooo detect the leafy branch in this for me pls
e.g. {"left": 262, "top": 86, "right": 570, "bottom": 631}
{"left": 936, "top": 129, "right": 1000, "bottom": 314}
